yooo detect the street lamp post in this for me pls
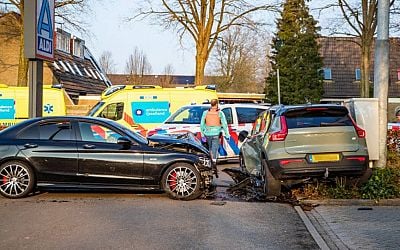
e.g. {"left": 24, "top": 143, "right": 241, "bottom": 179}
{"left": 277, "top": 68, "right": 281, "bottom": 105}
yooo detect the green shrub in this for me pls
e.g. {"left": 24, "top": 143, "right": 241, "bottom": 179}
{"left": 360, "top": 167, "right": 399, "bottom": 200}
{"left": 325, "top": 177, "right": 360, "bottom": 199}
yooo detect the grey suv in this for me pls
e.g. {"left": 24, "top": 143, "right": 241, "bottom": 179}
{"left": 240, "top": 104, "right": 369, "bottom": 197}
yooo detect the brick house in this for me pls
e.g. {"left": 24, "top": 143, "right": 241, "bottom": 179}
{"left": 319, "top": 37, "right": 400, "bottom": 99}
{"left": 0, "top": 12, "right": 111, "bottom": 104}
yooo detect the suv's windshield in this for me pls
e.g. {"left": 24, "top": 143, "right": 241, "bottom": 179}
{"left": 87, "top": 101, "right": 105, "bottom": 116}
{"left": 165, "top": 106, "right": 208, "bottom": 124}
{"left": 285, "top": 108, "right": 352, "bottom": 129}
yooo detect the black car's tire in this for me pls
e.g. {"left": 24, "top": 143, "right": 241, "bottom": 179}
{"left": 261, "top": 159, "right": 281, "bottom": 197}
{"left": 0, "top": 161, "right": 35, "bottom": 199}
{"left": 162, "top": 163, "right": 202, "bottom": 201}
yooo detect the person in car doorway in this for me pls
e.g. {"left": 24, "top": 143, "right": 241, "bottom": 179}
{"left": 200, "top": 99, "right": 230, "bottom": 177}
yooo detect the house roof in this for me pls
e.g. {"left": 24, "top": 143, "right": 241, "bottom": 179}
{"left": 319, "top": 36, "right": 400, "bottom": 98}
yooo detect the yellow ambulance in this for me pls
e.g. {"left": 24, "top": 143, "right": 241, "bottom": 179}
{"left": 87, "top": 85, "right": 218, "bottom": 135}
{"left": 0, "top": 84, "right": 66, "bottom": 128}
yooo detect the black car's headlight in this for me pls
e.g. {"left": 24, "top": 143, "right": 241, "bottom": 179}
{"left": 198, "top": 156, "right": 212, "bottom": 168}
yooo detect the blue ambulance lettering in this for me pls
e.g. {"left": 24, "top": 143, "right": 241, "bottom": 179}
{"left": 132, "top": 101, "right": 170, "bottom": 124}
{"left": 0, "top": 99, "right": 15, "bottom": 119}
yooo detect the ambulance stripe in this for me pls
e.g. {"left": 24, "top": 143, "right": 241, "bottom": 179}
{"left": 123, "top": 112, "right": 135, "bottom": 126}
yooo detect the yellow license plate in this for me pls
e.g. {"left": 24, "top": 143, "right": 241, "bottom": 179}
{"left": 311, "top": 154, "right": 340, "bottom": 163}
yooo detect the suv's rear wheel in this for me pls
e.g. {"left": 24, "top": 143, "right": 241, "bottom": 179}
{"left": 261, "top": 159, "right": 281, "bottom": 197}
{"left": 162, "top": 163, "right": 202, "bottom": 200}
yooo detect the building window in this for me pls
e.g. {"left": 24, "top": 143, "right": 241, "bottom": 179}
{"left": 73, "top": 39, "right": 84, "bottom": 58}
{"left": 74, "top": 64, "right": 83, "bottom": 76}
{"left": 53, "top": 61, "right": 61, "bottom": 71}
{"left": 83, "top": 68, "right": 92, "bottom": 78}
{"left": 355, "top": 68, "right": 361, "bottom": 81}
{"left": 89, "top": 68, "right": 98, "bottom": 79}
{"left": 95, "top": 71, "right": 103, "bottom": 80}
{"left": 323, "top": 68, "right": 332, "bottom": 80}
{"left": 65, "top": 62, "right": 76, "bottom": 74}
{"left": 56, "top": 32, "right": 71, "bottom": 53}
{"left": 58, "top": 61, "right": 69, "bottom": 72}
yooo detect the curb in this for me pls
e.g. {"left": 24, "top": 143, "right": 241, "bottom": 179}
{"left": 299, "top": 198, "right": 400, "bottom": 206}
{"left": 294, "top": 206, "right": 330, "bottom": 250}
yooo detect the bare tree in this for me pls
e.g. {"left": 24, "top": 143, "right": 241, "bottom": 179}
{"left": 98, "top": 50, "right": 115, "bottom": 75}
{"left": 209, "top": 26, "right": 270, "bottom": 93}
{"left": 160, "top": 63, "right": 174, "bottom": 87}
{"left": 2, "top": 0, "right": 90, "bottom": 86}
{"left": 313, "top": 0, "right": 399, "bottom": 97}
{"left": 134, "top": 0, "right": 277, "bottom": 85}
{"left": 125, "top": 47, "right": 152, "bottom": 85}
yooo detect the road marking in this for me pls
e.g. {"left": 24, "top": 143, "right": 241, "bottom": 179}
{"left": 294, "top": 206, "right": 330, "bottom": 250}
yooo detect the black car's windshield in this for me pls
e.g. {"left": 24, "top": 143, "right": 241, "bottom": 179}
{"left": 86, "top": 101, "right": 105, "bottom": 116}
{"left": 105, "top": 119, "right": 148, "bottom": 144}
{"left": 165, "top": 106, "right": 208, "bottom": 124}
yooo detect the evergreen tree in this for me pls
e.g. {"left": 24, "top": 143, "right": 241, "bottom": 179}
{"left": 265, "top": 0, "right": 323, "bottom": 104}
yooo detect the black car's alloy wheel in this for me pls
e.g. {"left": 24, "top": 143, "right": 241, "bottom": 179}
{"left": 162, "top": 163, "right": 202, "bottom": 200}
{"left": 0, "top": 161, "right": 35, "bottom": 198}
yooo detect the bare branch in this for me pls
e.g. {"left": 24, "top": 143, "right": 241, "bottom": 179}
{"left": 130, "top": 0, "right": 278, "bottom": 85}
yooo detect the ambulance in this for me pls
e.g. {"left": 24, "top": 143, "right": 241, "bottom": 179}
{"left": 87, "top": 85, "right": 218, "bottom": 135}
{"left": 0, "top": 84, "right": 66, "bottom": 129}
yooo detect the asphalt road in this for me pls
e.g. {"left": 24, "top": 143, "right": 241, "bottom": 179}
{"left": 0, "top": 164, "right": 318, "bottom": 250}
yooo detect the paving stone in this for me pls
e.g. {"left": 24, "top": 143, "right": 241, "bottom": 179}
{"left": 307, "top": 206, "right": 400, "bottom": 249}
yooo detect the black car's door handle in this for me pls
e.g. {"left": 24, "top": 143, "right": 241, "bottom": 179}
{"left": 24, "top": 143, "right": 38, "bottom": 149}
{"left": 83, "top": 144, "right": 96, "bottom": 149}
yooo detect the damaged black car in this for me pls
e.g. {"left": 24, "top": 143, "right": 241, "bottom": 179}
{"left": 0, "top": 117, "right": 213, "bottom": 200}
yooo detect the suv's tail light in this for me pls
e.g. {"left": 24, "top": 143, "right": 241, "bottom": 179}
{"left": 346, "top": 156, "right": 366, "bottom": 162}
{"left": 349, "top": 116, "right": 366, "bottom": 138}
{"left": 269, "top": 116, "right": 288, "bottom": 141}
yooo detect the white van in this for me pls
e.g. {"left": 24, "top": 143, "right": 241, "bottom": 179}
{"left": 147, "top": 103, "right": 270, "bottom": 160}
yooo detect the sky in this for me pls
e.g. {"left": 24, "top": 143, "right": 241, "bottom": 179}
{"left": 80, "top": 0, "right": 196, "bottom": 75}
{"left": 76, "top": 0, "right": 399, "bottom": 76}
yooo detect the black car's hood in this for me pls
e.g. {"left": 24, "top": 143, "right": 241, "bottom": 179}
{"left": 148, "top": 133, "right": 209, "bottom": 155}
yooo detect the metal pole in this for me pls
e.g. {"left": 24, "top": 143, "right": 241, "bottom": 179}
{"left": 277, "top": 68, "right": 281, "bottom": 105}
{"left": 373, "top": 0, "right": 390, "bottom": 168}
{"left": 28, "top": 60, "right": 43, "bottom": 118}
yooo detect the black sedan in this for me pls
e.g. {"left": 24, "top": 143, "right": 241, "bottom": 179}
{"left": 0, "top": 116, "right": 213, "bottom": 200}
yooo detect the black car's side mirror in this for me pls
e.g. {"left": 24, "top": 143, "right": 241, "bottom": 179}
{"left": 238, "top": 131, "right": 249, "bottom": 143}
{"left": 117, "top": 137, "right": 132, "bottom": 149}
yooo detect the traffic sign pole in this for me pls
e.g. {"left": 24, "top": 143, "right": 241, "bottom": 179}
{"left": 28, "top": 60, "right": 43, "bottom": 118}
{"left": 24, "top": 0, "right": 54, "bottom": 118}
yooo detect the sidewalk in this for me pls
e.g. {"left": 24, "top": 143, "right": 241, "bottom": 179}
{"left": 217, "top": 164, "right": 400, "bottom": 249}
{"left": 302, "top": 201, "right": 400, "bottom": 249}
